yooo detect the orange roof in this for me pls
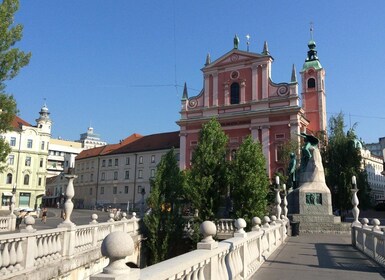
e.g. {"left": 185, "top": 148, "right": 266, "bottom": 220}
{"left": 11, "top": 116, "right": 31, "bottom": 129}
{"left": 76, "top": 133, "right": 143, "bottom": 160}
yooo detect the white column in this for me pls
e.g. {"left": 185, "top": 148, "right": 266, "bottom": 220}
{"left": 261, "top": 64, "right": 268, "bottom": 99}
{"left": 240, "top": 80, "right": 246, "bottom": 103}
{"left": 261, "top": 127, "right": 270, "bottom": 175}
{"left": 204, "top": 74, "right": 210, "bottom": 107}
{"left": 224, "top": 84, "right": 229, "bottom": 106}
{"left": 212, "top": 73, "right": 218, "bottom": 106}
{"left": 252, "top": 64, "right": 258, "bottom": 100}
{"left": 179, "top": 132, "right": 187, "bottom": 170}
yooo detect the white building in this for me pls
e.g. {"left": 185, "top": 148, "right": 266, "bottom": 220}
{"left": 47, "top": 138, "right": 83, "bottom": 177}
{"left": 361, "top": 148, "right": 385, "bottom": 202}
{"left": 77, "top": 127, "right": 107, "bottom": 150}
{"left": 0, "top": 105, "right": 51, "bottom": 209}
{"left": 74, "top": 131, "right": 179, "bottom": 210}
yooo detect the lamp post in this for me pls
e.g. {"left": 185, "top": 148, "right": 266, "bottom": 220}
{"left": 274, "top": 176, "right": 282, "bottom": 220}
{"left": 140, "top": 188, "right": 146, "bottom": 217}
{"left": 351, "top": 175, "right": 360, "bottom": 226}
{"left": 10, "top": 184, "right": 17, "bottom": 217}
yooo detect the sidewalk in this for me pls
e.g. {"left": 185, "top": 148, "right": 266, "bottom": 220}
{"left": 251, "top": 233, "right": 385, "bottom": 280}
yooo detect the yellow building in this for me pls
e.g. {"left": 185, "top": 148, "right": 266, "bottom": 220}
{"left": 0, "top": 105, "right": 51, "bottom": 210}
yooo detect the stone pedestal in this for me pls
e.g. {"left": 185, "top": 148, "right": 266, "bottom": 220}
{"left": 288, "top": 146, "right": 348, "bottom": 233}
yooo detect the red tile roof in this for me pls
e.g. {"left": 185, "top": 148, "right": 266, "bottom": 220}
{"left": 76, "top": 133, "right": 143, "bottom": 160}
{"left": 109, "top": 131, "right": 180, "bottom": 155}
{"left": 11, "top": 116, "right": 31, "bottom": 129}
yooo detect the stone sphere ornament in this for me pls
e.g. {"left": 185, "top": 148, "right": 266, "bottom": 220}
{"left": 200, "top": 221, "right": 217, "bottom": 243}
{"left": 235, "top": 218, "right": 247, "bottom": 233}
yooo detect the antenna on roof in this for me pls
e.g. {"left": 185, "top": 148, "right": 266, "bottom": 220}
{"left": 310, "top": 21, "right": 314, "bottom": 40}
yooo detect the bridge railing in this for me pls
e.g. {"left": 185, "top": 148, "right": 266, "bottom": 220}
{"left": 0, "top": 216, "right": 15, "bottom": 232}
{"left": 91, "top": 215, "right": 288, "bottom": 280}
{"left": 352, "top": 218, "right": 385, "bottom": 267}
{"left": 0, "top": 213, "right": 140, "bottom": 280}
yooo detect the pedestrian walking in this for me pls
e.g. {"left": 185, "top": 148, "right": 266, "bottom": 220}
{"left": 41, "top": 207, "right": 48, "bottom": 223}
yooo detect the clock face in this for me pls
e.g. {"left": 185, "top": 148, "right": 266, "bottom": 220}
{"left": 231, "top": 71, "right": 239, "bottom": 79}
{"left": 230, "top": 54, "right": 239, "bottom": 62}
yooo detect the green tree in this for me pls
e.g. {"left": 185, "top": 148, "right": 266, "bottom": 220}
{"left": 185, "top": 118, "right": 228, "bottom": 221}
{"left": 143, "top": 148, "right": 185, "bottom": 265}
{"left": 323, "top": 112, "right": 371, "bottom": 216}
{"left": 0, "top": 0, "right": 31, "bottom": 168}
{"left": 229, "top": 136, "right": 270, "bottom": 222}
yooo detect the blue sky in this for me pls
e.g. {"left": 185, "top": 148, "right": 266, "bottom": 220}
{"left": 6, "top": 0, "right": 385, "bottom": 144}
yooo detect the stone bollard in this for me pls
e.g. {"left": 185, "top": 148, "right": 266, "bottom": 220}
{"left": 21, "top": 216, "right": 36, "bottom": 233}
{"left": 263, "top": 216, "right": 271, "bottom": 228}
{"left": 90, "top": 213, "right": 98, "bottom": 224}
{"left": 234, "top": 218, "right": 247, "bottom": 237}
{"left": 361, "top": 218, "right": 369, "bottom": 228}
{"left": 252, "top": 217, "right": 261, "bottom": 231}
{"left": 372, "top": 219, "right": 381, "bottom": 231}
{"left": 197, "top": 221, "right": 218, "bottom": 250}
{"left": 270, "top": 215, "right": 277, "bottom": 226}
{"left": 121, "top": 212, "right": 128, "bottom": 221}
{"left": 107, "top": 213, "right": 115, "bottom": 223}
{"left": 91, "top": 231, "right": 139, "bottom": 280}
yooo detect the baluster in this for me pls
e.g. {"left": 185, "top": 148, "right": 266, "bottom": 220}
{"left": 56, "top": 235, "right": 62, "bottom": 257}
{"left": 0, "top": 244, "right": 3, "bottom": 269}
{"left": 15, "top": 240, "right": 23, "bottom": 270}
{"left": 2, "top": 243, "right": 10, "bottom": 273}
{"left": 8, "top": 241, "right": 16, "bottom": 272}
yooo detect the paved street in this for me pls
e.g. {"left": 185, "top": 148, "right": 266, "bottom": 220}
{"left": 251, "top": 233, "right": 385, "bottom": 280}
{"left": 1, "top": 208, "right": 115, "bottom": 233}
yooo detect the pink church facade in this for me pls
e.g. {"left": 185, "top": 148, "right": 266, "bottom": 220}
{"left": 178, "top": 37, "right": 325, "bottom": 178}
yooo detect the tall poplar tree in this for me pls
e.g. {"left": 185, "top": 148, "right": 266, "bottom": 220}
{"left": 143, "top": 148, "right": 184, "bottom": 265}
{"left": 323, "top": 113, "right": 371, "bottom": 215}
{"left": 0, "top": 0, "right": 31, "bottom": 167}
{"left": 229, "top": 136, "right": 269, "bottom": 222}
{"left": 185, "top": 118, "right": 228, "bottom": 221}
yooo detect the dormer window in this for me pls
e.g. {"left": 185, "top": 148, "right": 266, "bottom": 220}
{"left": 307, "top": 78, "right": 315, "bottom": 88}
{"left": 230, "top": 83, "right": 240, "bottom": 104}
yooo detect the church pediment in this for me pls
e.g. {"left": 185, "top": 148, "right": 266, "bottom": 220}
{"left": 204, "top": 49, "right": 269, "bottom": 70}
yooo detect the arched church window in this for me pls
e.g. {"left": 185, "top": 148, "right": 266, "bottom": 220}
{"left": 307, "top": 78, "right": 315, "bottom": 88}
{"left": 230, "top": 83, "right": 240, "bottom": 104}
{"left": 6, "top": 173, "right": 12, "bottom": 184}
{"left": 24, "top": 174, "right": 29, "bottom": 185}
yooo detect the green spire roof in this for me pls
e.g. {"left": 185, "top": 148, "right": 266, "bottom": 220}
{"left": 301, "top": 39, "right": 322, "bottom": 72}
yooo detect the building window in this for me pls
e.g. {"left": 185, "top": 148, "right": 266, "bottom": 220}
{"left": 275, "top": 144, "right": 284, "bottom": 163}
{"left": 38, "top": 177, "right": 42, "bottom": 186}
{"left": 113, "top": 186, "right": 117, "bottom": 194}
{"left": 307, "top": 78, "right": 316, "bottom": 88}
{"left": 102, "top": 160, "right": 106, "bottom": 167}
{"left": 40, "top": 158, "right": 44, "bottom": 168}
{"left": 8, "top": 155, "right": 14, "bottom": 165}
{"left": 6, "top": 173, "right": 12, "bottom": 184}
{"left": 126, "top": 157, "right": 130, "bottom": 165}
{"left": 115, "top": 159, "right": 118, "bottom": 166}
{"left": 151, "top": 155, "right": 155, "bottom": 163}
{"left": 150, "top": 169, "right": 155, "bottom": 178}
{"left": 89, "top": 188, "right": 93, "bottom": 195}
{"left": 124, "top": 186, "right": 129, "bottom": 194}
{"left": 230, "top": 83, "right": 240, "bottom": 104}
{"left": 80, "top": 175, "right": 83, "bottom": 182}
{"left": 24, "top": 174, "right": 29, "bottom": 185}
{"left": 114, "top": 171, "right": 118, "bottom": 180}
{"left": 125, "top": 170, "right": 129, "bottom": 179}
{"left": 10, "top": 137, "right": 16, "bottom": 147}
{"left": 27, "top": 139, "right": 33, "bottom": 149}
{"left": 101, "top": 172, "right": 105, "bottom": 181}
{"left": 25, "top": 156, "right": 31, "bottom": 166}
{"left": 41, "top": 141, "right": 45, "bottom": 150}
{"left": 90, "top": 173, "right": 94, "bottom": 182}
{"left": 100, "top": 187, "right": 104, "bottom": 194}
{"left": 137, "top": 185, "right": 143, "bottom": 193}
{"left": 138, "top": 170, "right": 143, "bottom": 179}
{"left": 139, "top": 156, "right": 143, "bottom": 164}
{"left": 108, "top": 159, "right": 112, "bottom": 167}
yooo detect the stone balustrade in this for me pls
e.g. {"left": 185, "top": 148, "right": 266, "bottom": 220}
{"left": 0, "top": 214, "right": 140, "bottom": 280}
{"left": 0, "top": 216, "right": 15, "bottom": 232}
{"left": 352, "top": 218, "right": 385, "bottom": 267}
{"left": 91, "top": 216, "right": 288, "bottom": 280}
